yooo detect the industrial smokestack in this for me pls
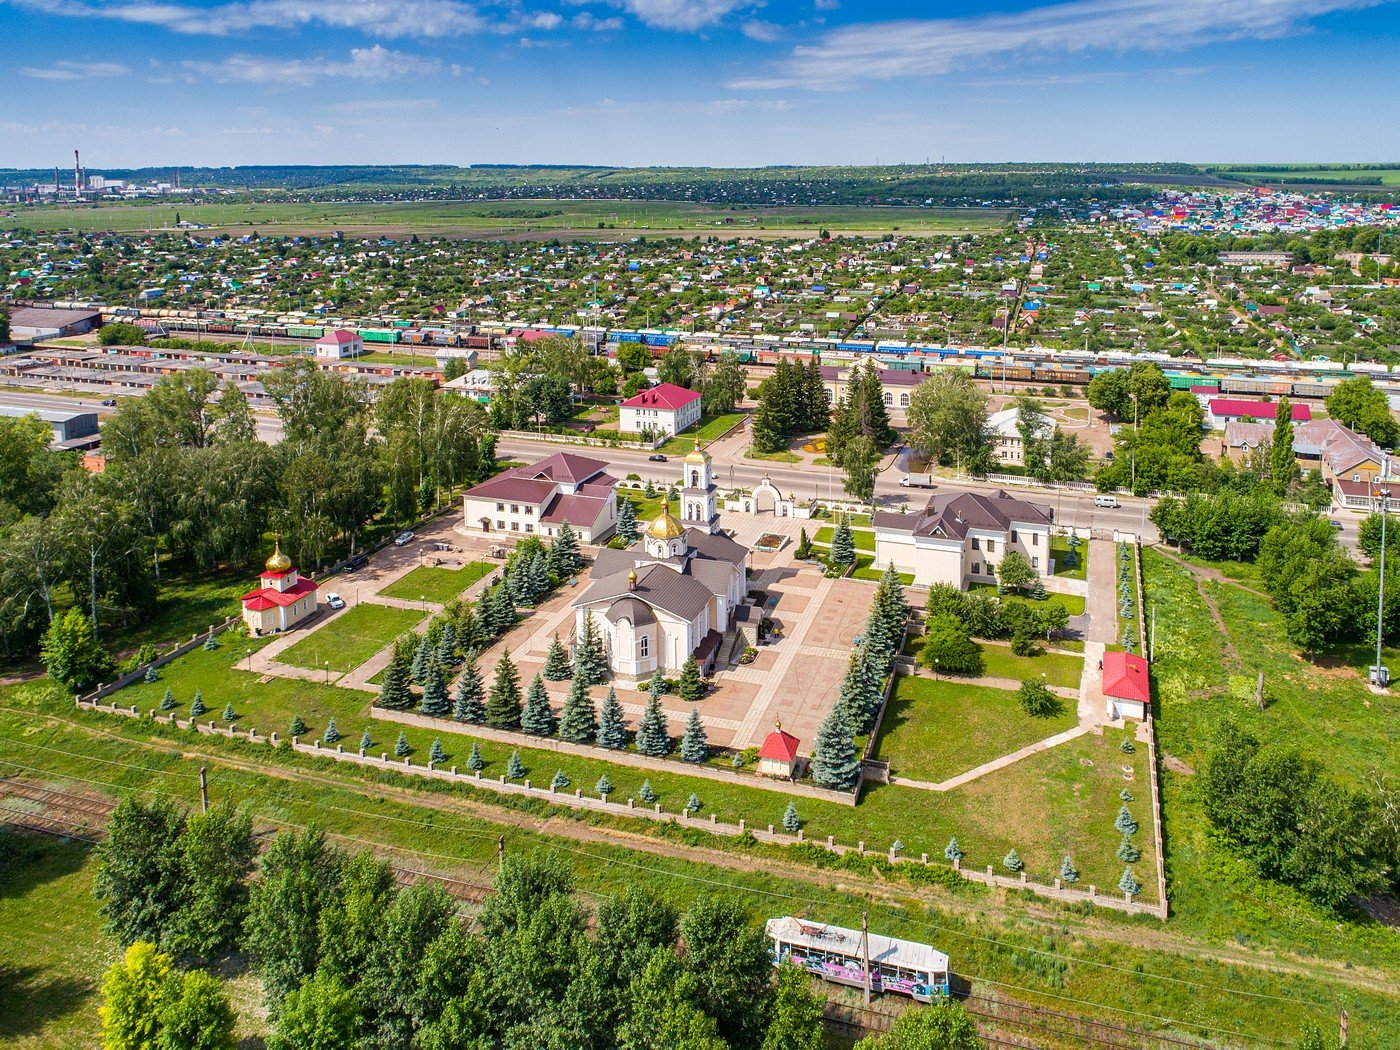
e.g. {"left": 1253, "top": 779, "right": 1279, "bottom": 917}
{"left": 74, "top": 149, "right": 81, "bottom": 196}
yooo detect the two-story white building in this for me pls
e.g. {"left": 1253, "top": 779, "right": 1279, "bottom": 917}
{"left": 871, "top": 489, "right": 1054, "bottom": 588}
{"left": 461, "top": 451, "right": 618, "bottom": 543}
{"left": 619, "top": 383, "right": 703, "bottom": 437}
{"left": 986, "top": 407, "right": 1051, "bottom": 467}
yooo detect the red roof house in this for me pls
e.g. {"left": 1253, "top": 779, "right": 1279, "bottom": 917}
{"left": 1207, "top": 398, "right": 1311, "bottom": 429}
{"left": 619, "top": 382, "right": 704, "bottom": 437}
{"left": 757, "top": 724, "right": 801, "bottom": 778}
{"left": 1102, "top": 651, "right": 1150, "bottom": 721}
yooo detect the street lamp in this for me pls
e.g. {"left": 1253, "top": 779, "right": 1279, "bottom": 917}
{"left": 1373, "top": 451, "right": 1392, "bottom": 688}
{"left": 1129, "top": 391, "right": 1139, "bottom": 496}
{"left": 323, "top": 660, "right": 329, "bottom": 685}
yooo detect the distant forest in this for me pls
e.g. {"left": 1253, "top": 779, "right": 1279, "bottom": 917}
{"left": 0, "top": 162, "right": 1208, "bottom": 207}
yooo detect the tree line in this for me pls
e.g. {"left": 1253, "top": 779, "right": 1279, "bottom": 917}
{"left": 89, "top": 796, "right": 989, "bottom": 1049}
{"left": 0, "top": 361, "right": 498, "bottom": 670}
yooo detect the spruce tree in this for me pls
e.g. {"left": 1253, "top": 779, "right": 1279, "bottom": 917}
{"left": 436, "top": 622, "right": 457, "bottom": 667}
{"left": 378, "top": 637, "right": 415, "bottom": 711}
{"left": 616, "top": 497, "right": 639, "bottom": 545}
{"left": 685, "top": 792, "right": 701, "bottom": 814}
{"left": 945, "top": 838, "right": 963, "bottom": 863}
{"left": 190, "top": 692, "right": 206, "bottom": 717}
{"left": 323, "top": 719, "right": 341, "bottom": 745}
{"left": 466, "top": 741, "right": 484, "bottom": 771}
{"left": 529, "top": 549, "right": 552, "bottom": 599}
{"left": 521, "top": 674, "right": 557, "bottom": 736}
{"left": 1117, "top": 836, "right": 1142, "bottom": 864}
{"left": 558, "top": 675, "right": 597, "bottom": 743}
{"left": 829, "top": 522, "right": 856, "bottom": 566}
{"left": 639, "top": 779, "right": 657, "bottom": 803}
{"left": 1114, "top": 805, "right": 1139, "bottom": 838}
{"left": 144, "top": 665, "right": 160, "bottom": 683}
{"left": 1118, "top": 867, "right": 1140, "bottom": 897}
{"left": 677, "top": 655, "right": 705, "bottom": 702}
{"left": 550, "top": 523, "right": 582, "bottom": 577}
{"left": 794, "top": 527, "right": 813, "bottom": 560}
{"left": 485, "top": 651, "right": 522, "bottom": 730}
{"left": 595, "top": 774, "right": 612, "bottom": 797}
{"left": 394, "top": 731, "right": 411, "bottom": 757}
{"left": 160, "top": 688, "right": 176, "bottom": 711}
{"left": 289, "top": 713, "right": 307, "bottom": 737}
{"left": 810, "top": 707, "right": 858, "bottom": 790}
{"left": 506, "top": 750, "right": 525, "bottom": 779}
{"left": 1060, "top": 855, "right": 1080, "bottom": 884}
{"left": 429, "top": 739, "right": 446, "bottom": 764}
{"left": 860, "top": 361, "right": 896, "bottom": 447}
{"left": 222, "top": 702, "right": 237, "bottom": 723}
{"left": 419, "top": 661, "right": 450, "bottom": 717}
{"left": 573, "top": 611, "right": 607, "bottom": 686}
{"left": 359, "top": 728, "right": 372, "bottom": 752}
{"left": 202, "top": 635, "right": 218, "bottom": 651}
{"left": 542, "top": 633, "right": 572, "bottom": 680}
{"left": 1002, "top": 849, "right": 1024, "bottom": 873}
{"left": 634, "top": 694, "right": 671, "bottom": 756}
{"left": 452, "top": 653, "right": 486, "bottom": 723}
{"left": 551, "top": 770, "right": 570, "bottom": 790}
{"left": 596, "top": 686, "right": 627, "bottom": 749}
{"left": 680, "top": 707, "right": 707, "bottom": 763}
{"left": 875, "top": 563, "right": 911, "bottom": 638}
{"left": 411, "top": 633, "right": 433, "bottom": 684}
{"left": 782, "top": 802, "right": 801, "bottom": 833}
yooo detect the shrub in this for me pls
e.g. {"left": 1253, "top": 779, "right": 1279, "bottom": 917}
{"left": 918, "top": 615, "right": 984, "bottom": 676}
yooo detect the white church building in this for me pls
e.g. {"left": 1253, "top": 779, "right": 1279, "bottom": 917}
{"left": 572, "top": 449, "right": 748, "bottom": 678}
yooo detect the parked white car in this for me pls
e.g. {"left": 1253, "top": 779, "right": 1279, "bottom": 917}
{"left": 394, "top": 531, "right": 415, "bottom": 546}
{"left": 325, "top": 592, "right": 346, "bottom": 610}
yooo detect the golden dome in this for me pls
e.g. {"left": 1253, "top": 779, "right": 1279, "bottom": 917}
{"left": 684, "top": 448, "right": 711, "bottom": 464}
{"left": 645, "top": 509, "right": 685, "bottom": 541}
{"left": 265, "top": 541, "right": 292, "bottom": 574}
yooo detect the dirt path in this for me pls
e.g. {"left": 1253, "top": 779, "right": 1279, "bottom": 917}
{"left": 6, "top": 704, "right": 1397, "bottom": 1002}
{"left": 1149, "top": 547, "right": 1244, "bottom": 670}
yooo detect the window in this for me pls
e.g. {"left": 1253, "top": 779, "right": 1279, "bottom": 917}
{"left": 639, "top": 636, "right": 649, "bottom": 658}
{"left": 971, "top": 562, "right": 981, "bottom": 575}
{"left": 496, "top": 502, "right": 504, "bottom": 512}
{"left": 899, "top": 392, "right": 910, "bottom": 408}
{"left": 985, "top": 540, "right": 996, "bottom": 554}
{"left": 883, "top": 391, "right": 893, "bottom": 405}
{"left": 971, "top": 537, "right": 980, "bottom": 550}
{"left": 510, "top": 522, "right": 519, "bottom": 531}
{"left": 1032, "top": 533, "right": 1039, "bottom": 546}
{"left": 525, "top": 524, "right": 533, "bottom": 533}
{"left": 510, "top": 504, "right": 519, "bottom": 514}
{"left": 1010, "top": 529, "right": 1018, "bottom": 543}
{"left": 1032, "top": 557, "right": 1039, "bottom": 570}
{"left": 524, "top": 506, "right": 534, "bottom": 516}
{"left": 496, "top": 520, "right": 505, "bottom": 530}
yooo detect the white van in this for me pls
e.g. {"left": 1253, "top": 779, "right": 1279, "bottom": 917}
{"left": 1093, "top": 495, "right": 1119, "bottom": 509}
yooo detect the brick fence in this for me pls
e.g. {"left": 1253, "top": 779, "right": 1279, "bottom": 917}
{"left": 78, "top": 616, "right": 241, "bottom": 705}
{"left": 74, "top": 696, "right": 1166, "bottom": 919}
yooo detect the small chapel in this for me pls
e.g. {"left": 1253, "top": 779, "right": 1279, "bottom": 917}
{"left": 572, "top": 449, "right": 750, "bottom": 678}
{"left": 241, "top": 542, "right": 319, "bottom": 636}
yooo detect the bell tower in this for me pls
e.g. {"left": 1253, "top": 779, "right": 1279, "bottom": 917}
{"left": 680, "top": 448, "right": 718, "bottom": 534}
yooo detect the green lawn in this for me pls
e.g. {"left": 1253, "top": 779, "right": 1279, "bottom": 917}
{"left": 278, "top": 603, "right": 425, "bottom": 674}
{"left": 850, "top": 555, "right": 913, "bottom": 585}
{"left": 968, "top": 582, "right": 1086, "bottom": 618}
{"left": 978, "top": 644, "right": 1084, "bottom": 689}
{"left": 379, "top": 562, "right": 494, "bottom": 605}
{"left": 1142, "top": 547, "right": 1400, "bottom": 974}
{"left": 1049, "top": 538, "right": 1088, "bottom": 581}
{"left": 657, "top": 413, "right": 746, "bottom": 454}
{"left": 814, "top": 526, "right": 876, "bottom": 552}
{"left": 745, "top": 448, "right": 802, "bottom": 463}
{"left": 872, "top": 676, "right": 1077, "bottom": 784}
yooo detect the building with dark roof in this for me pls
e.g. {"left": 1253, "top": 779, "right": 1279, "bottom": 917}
{"left": 7, "top": 306, "right": 101, "bottom": 340}
{"left": 572, "top": 454, "right": 748, "bottom": 678}
{"left": 873, "top": 488, "right": 1054, "bottom": 588}
{"left": 619, "top": 382, "right": 703, "bottom": 437}
{"left": 461, "top": 451, "right": 618, "bottom": 543}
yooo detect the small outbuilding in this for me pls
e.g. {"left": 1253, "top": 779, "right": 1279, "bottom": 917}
{"left": 757, "top": 723, "right": 801, "bottom": 778}
{"left": 1103, "top": 650, "right": 1150, "bottom": 721}
{"left": 241, "top": 544, "right": 319, "bottom": 636}
{"left": 314, "top": 329, "right": 364, "bottom": 360}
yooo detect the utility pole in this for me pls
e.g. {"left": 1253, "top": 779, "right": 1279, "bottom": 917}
{"left": 1373, "top": 451, "right": 1392, "bottom": 688}
{"left": 198, "top": 766, "right": 209, "bottom": 813}
{"left": 497, "top": 834, "right": 506, "bottom": 871}
{"left": 860, "top": 911, "right": 872, "bottom": 1005}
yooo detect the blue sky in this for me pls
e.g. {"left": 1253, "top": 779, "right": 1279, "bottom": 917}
{"left": 4, "top": 0, "right": 1399, "bottom": 168}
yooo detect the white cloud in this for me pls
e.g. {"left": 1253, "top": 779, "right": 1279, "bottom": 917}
{"left": 612, "top": 0, "right": 745, "bottom": 31}
{"left": 19, "top": 59, "right": 130, "bottom": 80}
{"left": 731, "top": 0, "right": 1389, "bottom": 88}
{"left": 739, "top": 18, "right": 780, "bottom": 41}
{"left": 571, "top": 11, "right": 623, "bottom": 29}
{"left": 12, "top": 0, "right": 558, "bottom": 38}
{"left": 324, "top": 96, "right": 441, "bottom": 112}
{"left": 183, "top": 44, "right": 445, "bottom": 85}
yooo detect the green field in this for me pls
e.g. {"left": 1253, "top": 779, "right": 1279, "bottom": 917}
{"left": 379, "top": 562, "right": 494, "bottom": 605}
{"left": 1212, "top": 166, "right": 1400, "bottom": 187}
{"left": 873, "top": 676, "right": 1078, "bottom": 783}
{"left": 10, "top": 199, "right": 1008, "bottom": 239}
{"left": 656, "top": 413, "right": 747, "bottom": 454}
{"left": 277, "top": 602, "right": 424, "bottom": 673}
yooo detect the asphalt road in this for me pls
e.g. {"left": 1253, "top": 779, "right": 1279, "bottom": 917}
{"left": 0, "top": 388, "right": 285, "bottom": 444}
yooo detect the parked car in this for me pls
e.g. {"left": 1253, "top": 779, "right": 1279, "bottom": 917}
{"left": 394, "top": 531, "right": 415, "bottom": 546}
{"left": 100, "top": 398, "right": 117, "bottom": 407}
{"left": 648, "top": 454, "right": 668, "bottom": 462}
{"left": 1093, "top": 495, "right": 1119, "bottom": 508}
{"left": 1329, "top": 520, "right": 1345, "bottom": 530}
{"left": 325, "top": 592, "right": 346, "bottom": 610}
{"left": 344, "top": 553, "right": 368, "bottom": 572}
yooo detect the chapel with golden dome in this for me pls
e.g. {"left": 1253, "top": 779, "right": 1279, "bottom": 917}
{"left": 240, "top": 540, "right": 320, "bottom": 636}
